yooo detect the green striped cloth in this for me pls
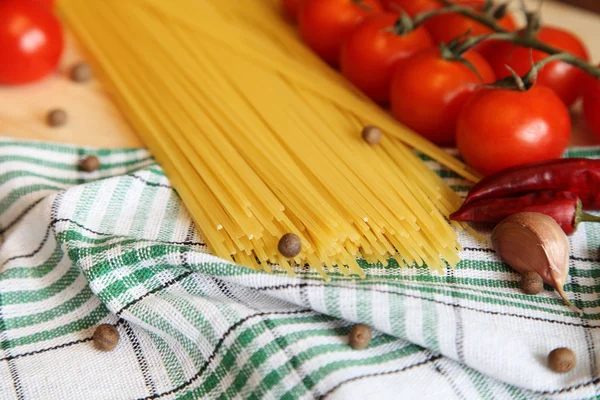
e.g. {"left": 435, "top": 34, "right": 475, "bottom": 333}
{"left": 1, "top": 137, "right": 599, "bottom": 400}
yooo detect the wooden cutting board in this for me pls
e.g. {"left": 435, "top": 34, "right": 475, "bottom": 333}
{"left": 0, "top": 32, "right": 142, "bottom": 148}
{"left": 0, "top": 0, "right": 599, "bottom": 149}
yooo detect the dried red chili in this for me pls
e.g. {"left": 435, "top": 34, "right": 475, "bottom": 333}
{"left": 451, "top": 191, "right": 600, "bottom": 234}
{"left": 462, "top": 159, "right": 600, "bottom": 210}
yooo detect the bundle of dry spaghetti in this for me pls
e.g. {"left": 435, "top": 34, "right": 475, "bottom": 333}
{"left": 57, "top": 0, "right": 480, "bottom": 277}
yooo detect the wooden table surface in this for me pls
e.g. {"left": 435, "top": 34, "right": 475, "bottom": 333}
{"left": 0, "top": 0, "right": 599, "bottom": 149}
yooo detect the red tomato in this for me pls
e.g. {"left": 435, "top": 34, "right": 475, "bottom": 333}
{"left": 381, "top": 0, "right": 482, "bottom": 16}
{"left": 299, "top": 0, "right": 383, "bottom": 66}
{"left": 0, "top": 0, "right": 63, "bottom": 85}
{"left": 380, "top": 0, "right": 439, "bottom": 16}
{"left": 36, "top": 0, "right": 56, "bottom": 8}
{"left": 457, "top": 86, "right": 571, "bottom": 176}
{"left": 425, "top": 8, "right": 517, "bottom": 46}
{"left": 583, "top": 69, "right": 600, "bottom": 141}
{"left": 390, "top": 48, "right": 495, "bottom": 146}
{"left": 282, "top": 0, "right": 304, "bottom": 22}
{"left": 483, "top": 26, "right": 589, "bottom": 107}
{"left": 382, "top": 0, "right": 516, "bottom": 58}
{"left": 340, "top": 13, "right": 433, "bottom": 104}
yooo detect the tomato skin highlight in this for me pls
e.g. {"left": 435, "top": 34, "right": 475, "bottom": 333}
{"left": 456, "top": 86, "right": 571, "bottom": 176}
{"left": 389, "top": 48, "right": 495, "bottom": 146}
{"left": 0, "top": 0, "right": 64, "bottom": 85}
{"left": 299, "top": 0, "right": 383, "bottom": 66}
{"left": 483, "top": 26, "right": 589, "bottom": 107}
{"left": 583, "top": 69, "right": 600, "bottom": 141}
{"left": 282, "top": 0, "right": 304, "bottom": 22}
{"left": 340, "top": 13, "right": 433, "bottom": 104}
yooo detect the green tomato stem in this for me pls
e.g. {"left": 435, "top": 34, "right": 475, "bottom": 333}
{"left": 392, "top": 12, "right": 415, "bottom": 35}
{"left": 411, "top": 5, "right": 463, "bottom": 27}
{"left": 437, "top": 0, "right": 510, "bottom": 32}
{"left": 351, "top": 0, "right": 372, "bottom": 12}
{"left": 430, "top": 0, "right": 600, "bottom": 80}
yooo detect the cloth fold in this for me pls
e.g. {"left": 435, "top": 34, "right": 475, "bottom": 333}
{"left": 1, "top": 138, "right": 599, "bottom": 399}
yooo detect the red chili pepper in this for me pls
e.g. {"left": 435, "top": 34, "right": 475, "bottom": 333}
{"left": 463, "top": 158, "right": 600, "bottom": 210}
{"left": 451, "top": 191, "right": 600, "bottom": 235}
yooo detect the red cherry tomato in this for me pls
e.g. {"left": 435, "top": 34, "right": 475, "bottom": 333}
{"left": 457, "top": 85, "right": 571, "bottom": 176}
{"left": 424, "top": 6, "right": 516, "bottom": 46}
{"left": 381, "top": 0, "right": 482, "bottom": 16}
{"left": 483, "top": 26, "right": 589, "bottom": 107}
{"left": 382, "top": 0, "right": 516, "bottom": 57}
{"left": 299, "top": 0, "right": 383, "bottom": 66}
{"left": 340, "top": 13, "right": 433, "bottom": 104}
{"left": 390, "top": 48, "right": 495, "bottom": 146}
{"left": 282, "top": 0, "right": 304, "bottom": 22}
{"left": 36, "top": 0, "right": 56, "bottom": 8}
{"left": 380, "top": 0, "right": 439, "bottom": 16}
{"left": 0, "top": 0, "right": 63, "bottom": 85}
{"left": 583, "top": 69, "right": 600, "bottom": 141}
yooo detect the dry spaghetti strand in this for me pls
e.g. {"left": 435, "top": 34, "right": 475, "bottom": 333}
{"left": 58, "top": 0, "right": 470, "bottom": 276}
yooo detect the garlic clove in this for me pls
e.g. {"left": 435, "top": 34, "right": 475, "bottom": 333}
{"left": 492, "top": 212, "right": 580, "bottom": 314}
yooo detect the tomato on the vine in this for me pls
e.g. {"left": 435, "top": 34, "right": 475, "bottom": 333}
{"left": 381, "top": 0, "right": 483, "bottom": 16}
{"left": 380, "top": 0, "right": 439, "bottom": 16}
{"left": 381, "top": 0, "right": 515, "bottom": 47}
{"left": 482, "top": 26, "right": 589, "bottom": 107}
{"left": 0, "top": 0, "right": 63, "bottom": 85}
{"left": 36, "top": 0, "right": 56, "bottom": 8}
{"left": 282, "top": 0, "right": 304, "bottom": 22}
{"left": 457, "top": 85, "right": 571, "bottom": 176}
{"left": 424, "top": 2, "right": 516, "bottom": 45}
{"left": 583, "top": 69, "right": 600, "bottom": 141}
{"left": 340, "top": 13, "right": 433, "bottom": 104}
{"left": 299, "top": 0, "right": 383, "bottom": 66}
{"left": 390, "top": 48, "right": 495, "bottom": 146}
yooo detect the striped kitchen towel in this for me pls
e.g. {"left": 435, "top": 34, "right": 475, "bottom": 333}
{"left": 1, "top": 137, "right": 599, "bottom": 399}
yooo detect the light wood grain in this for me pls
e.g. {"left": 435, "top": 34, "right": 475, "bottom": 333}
{"left": 0, "top": 32, "right": 142, "bottom": 148}
{"left": 0, "top": 1, "right": 599, "bottom": 148}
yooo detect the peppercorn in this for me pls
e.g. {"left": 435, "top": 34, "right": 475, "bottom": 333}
{"left": 548, "top": 347, "right": 576, "bottom": 373}
{"left": 520, "top": 271, "right": 544, "bottom": 295}
{"left": 70, "top": 62, "right": 93, "bottom": 83}
{"left": 361, "top": 125, "right": 382, "bottom": 145}
{"left": 47, "top": 109, "right": 68, "bottom": 127}
{"left": 278, "top": 233, "right": 302, "bottom": 258}
{"left": 79, "top": 155, "right": 100, "bottom": 172}
{"left": 349, "top": 324, "right": 372, "bottom": 350}
{"left": 93, "top": 324, "right": 120, "bottom": 352}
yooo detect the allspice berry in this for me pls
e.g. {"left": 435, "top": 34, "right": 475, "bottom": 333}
{"left": 349, "top": 324, "right": 372, "bottom": 350}
{"left": 361, "top": 125, "right": 382, "bottom": 145}
{"left": 520, "top": 271, "right": 544, "bottom": 295}
{"left": 47, "top": 109, "right": 68, "bottom": 127}
{"left": 278, "top": 233, "right": 302, "bottom": 258}
{"left": 93, "top": 324, "right": 120, "bottom": 352}
{"left": 70, "top": 62, "right": 93, "bottom": 83}
{"left": 79, "top": 155, "right": 100, "bottom": 172}
{"left": 548, "top": 347, "right": 576, "bottom": 373}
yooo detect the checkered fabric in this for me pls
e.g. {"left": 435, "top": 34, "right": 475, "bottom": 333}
{"left": 1, "top": 137, "right": 599, "bottom": 399}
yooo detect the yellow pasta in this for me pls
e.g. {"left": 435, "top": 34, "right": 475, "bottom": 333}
{"left": 57, "top": 0, "right": 478, "bottom": 276}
